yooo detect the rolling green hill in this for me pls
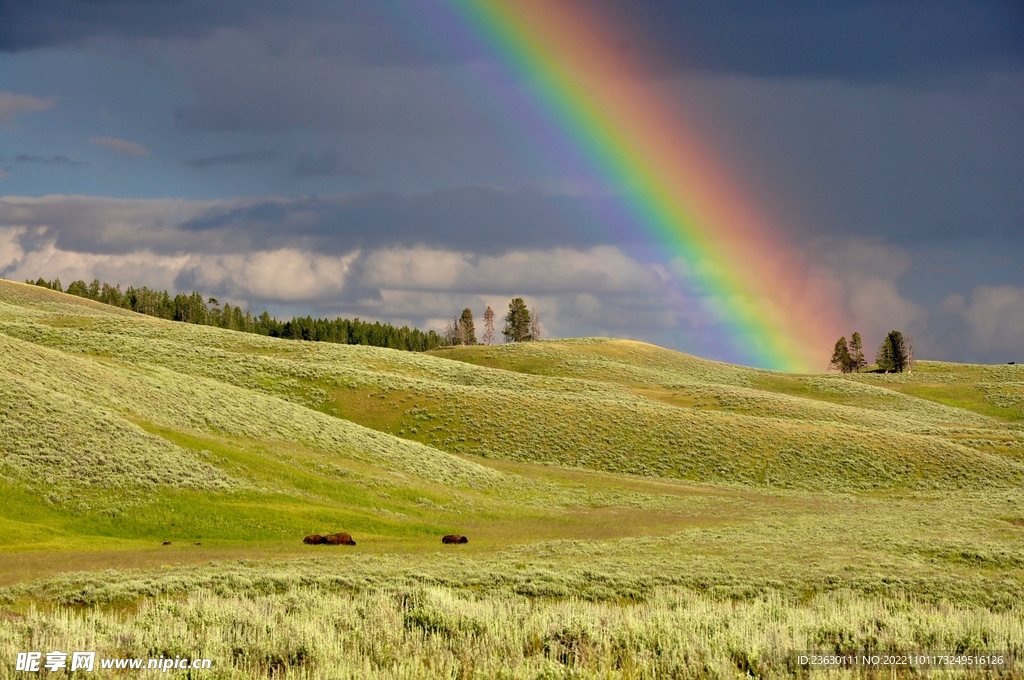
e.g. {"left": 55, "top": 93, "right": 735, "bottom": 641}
{"left": 2, "top": 278, "right": 1023, "bottom": 677}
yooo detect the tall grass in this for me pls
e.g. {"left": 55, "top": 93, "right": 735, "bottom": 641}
{"left": 2, "top": 587, "right": 1021, "bottom": 678}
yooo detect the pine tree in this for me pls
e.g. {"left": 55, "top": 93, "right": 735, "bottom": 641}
{"left": 23, "top": 273, "right": 443, "bottom": 350}
{"left": 848, "top": 332, "right": 865, "bottom": 372}
{"left": 830, "top": 337, "right": 852, "bottom": 373}
{"left": 876, "top": 338, "right": 892, "bottom": 373}
{"left": 482, "top": 306, "right": 495, "bottom": 345}
{"left": 876, "top": 330, "right": 907, "bottom": 373}
{"left": 502, "top": 297, "right": 531, "bottom": 343}
{"left": 459, "top": 308, "right": 476, "bottom": 345}
{"left": 67, "top": 280, "right": 89, "bottom": 297}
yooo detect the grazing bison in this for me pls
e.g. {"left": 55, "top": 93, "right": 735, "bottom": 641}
{"left": 323, "top": 532, "right": 356, "bottom": 545}
{"left": 303, "top": 534, "right": 327, "bottom": 545}
{"left": 441, "top": 534, "right": 468, "bottom": 544}
{"left": 162, "top": 541, "right": 172, "bottom": 546}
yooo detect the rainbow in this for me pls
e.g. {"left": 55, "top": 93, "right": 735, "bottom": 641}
{"left": 434, "top": 1, "right": 844, "bottom": 371}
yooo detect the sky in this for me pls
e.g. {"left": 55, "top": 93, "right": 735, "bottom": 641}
{"left": 0, "top": 0, "right": 1022, "bottom": 367}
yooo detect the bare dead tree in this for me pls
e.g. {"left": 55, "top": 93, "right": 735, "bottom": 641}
{"left": 529, "top": 307, "right": 540, "bottom": 341}
{"left": 443, "top": 317, "right": 460, "bottom": 346}
{"left": 904, "top": 333, "right": 915, "bottom": 372}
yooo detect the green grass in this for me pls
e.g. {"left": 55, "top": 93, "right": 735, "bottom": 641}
{"left": 3, "top": 587, "right": 1022, "bottom": 679}
{"left": 2, "top": 279, "right": 1024, "bottom": 678}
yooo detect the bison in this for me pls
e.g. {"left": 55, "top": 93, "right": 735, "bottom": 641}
{"left": 302, "top": 534, "right": 327, "bottom": 545}
{"left": 323, "top": 532, "right": 356, "bottom": 545}
{"left": 441, "top": 534, "right": 468, "bottom": 544}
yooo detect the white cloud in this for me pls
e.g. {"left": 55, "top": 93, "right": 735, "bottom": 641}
{"left": 354, "top": 245, "right": 664, "bottom": 295}
{"left": 0, "top": 92, "right": 57, "bottom": 125}
{"left": 89, "top": 137, "right": 150, "bottom": 156}
{"left": 0, "top": 227, "right": 26, "bottom": 270}
{"left": 178, "top": 250, "right": 357, "bottom": 302}
{"left": 5, "top": 195, "right": 1014, "bottom": 365}
{"left": 0, "top": 197, "right": 942, "bottom": 366}
{"left": 2, "top": 238, "right": 190, "bottom": 292}
{"left": 0, "top": 228, "right": 681, "bottom": 341}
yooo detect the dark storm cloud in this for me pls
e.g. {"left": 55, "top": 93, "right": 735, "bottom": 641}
{"left": 664, "top": 73, "right": 1024, "bottom": 246}
{"left": 0, "top": 187, "right": 616, "bottom": 257}
{"left": 2, "top": 1, "right": 1020, "bottom": 365}
{"left": 3, "top": 1, "right": 1018, "bottom": 81}
{"left": 6, "top": 1, "right": 1017, "bottom": 140}
{"left": 292, "top": 150, "right": 365, "bottom": 178}
{"left": 605, "top": 0, "right": 1024, "bottom": 81}
{"left": 0, "top": 1, "right": 455, "bottom": 65}
{"left": 183, "top": 150, "right": 281, "bottom": 168}
{"left": 14, "top": 154, "right": 87, "bottom": 167}
{"left": 168, "top": 34, "right": 483, "bottom": 135}
{"left": 177, "top": 187, "right": 614, "bottom": 253}
{"left": 0, "top": 0, "right": 287, "bottom": 51}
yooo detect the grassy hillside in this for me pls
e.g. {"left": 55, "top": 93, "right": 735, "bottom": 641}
{"left": 1, "top": 279, "right": 1023, "bottom": 677}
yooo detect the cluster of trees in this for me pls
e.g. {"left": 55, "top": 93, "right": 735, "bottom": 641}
{"left": 29, "top": 276, "right": 549, "bottom": 351}
{"left": 445, "top": 308, "right": 482, "bottom": 346}
{"left": 444, "top": 297, "right": 541, "bottom": 346}
{"left": 830, "top": 329, "right": 915, "bottom": 373}
{"left": 875, "top": 330, "right": 914, "bottom": 373}
{"left": 829, "top": 332, "right": 867, "bottom": 373}
{"left": 27, "top": 277, "right": 444, "bottom": 352}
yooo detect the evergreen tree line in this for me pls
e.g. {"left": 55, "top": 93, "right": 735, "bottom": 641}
{"left": 830, "top": 329, "right": 915, "bottom": 373}
{"left": 443, "top": 297, "right": 542, "bottom": 346}
{"left": 27, "top": 277, "right": 443, "bottom": 352}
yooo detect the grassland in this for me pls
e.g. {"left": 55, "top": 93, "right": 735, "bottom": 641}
{"left": 1, "top": 279, "right": 1023, "bottom": 678}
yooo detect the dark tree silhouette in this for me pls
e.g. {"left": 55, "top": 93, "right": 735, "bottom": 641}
{"left": 459, "top": 308, "right": 477, "bottom": 345}
{"left": 830, "top": 337, "right": 852, "bottom": 373}
{"left": 27, "top": 277, "right": 442, "bottom": 351}
{"left": 876, "top": 330, "right": 907, "bottom": 373}
{"left": 848, "top": 332, "right": 866, "bottom": 372}
{"left": 502, "top": 297, "right": 531, "bottom": 343}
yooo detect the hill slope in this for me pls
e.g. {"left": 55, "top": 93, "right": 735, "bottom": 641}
{"left": 3, "top": 279, "right": 1021, "bottom": 503}
{"left": 3, "top": 279, "right": 1024, "bottom": 677}
{"left": 0, "top": 278, "right": 1020, "bottom": 563}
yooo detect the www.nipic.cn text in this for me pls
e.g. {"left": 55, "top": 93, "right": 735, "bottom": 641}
{"left": 16, "top": 651, "right": 212, "bottom": 672}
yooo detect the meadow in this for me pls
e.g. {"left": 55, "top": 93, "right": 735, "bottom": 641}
{"left": 1, "top": 279, "right": 1023, "bottom": 678}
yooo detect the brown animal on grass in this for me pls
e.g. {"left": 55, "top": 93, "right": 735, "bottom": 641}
{"left": 441, "top": 534, "right": 468, "bottom": 544}
{"left": 302, "top": 534, "right": 327, "bottom": 545}
{"left": 323, "top": 532, "right": 356, "bottom": 545}
{"left": 162, "top": 541, "right": 172, "bottom": 545}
